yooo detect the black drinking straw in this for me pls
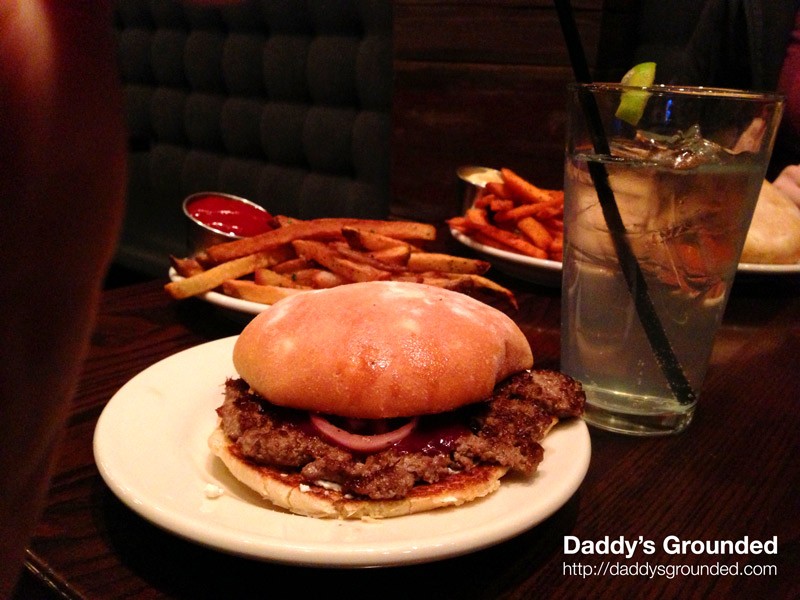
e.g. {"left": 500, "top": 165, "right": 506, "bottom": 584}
{"left": 554, "top": 0, "right": 696, "bottom": 406}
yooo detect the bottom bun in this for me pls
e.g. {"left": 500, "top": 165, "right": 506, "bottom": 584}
{"left": 208, "top": 427, "right": 508, "bottom": 519}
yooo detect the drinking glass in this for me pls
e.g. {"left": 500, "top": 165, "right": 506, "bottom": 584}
{"left": 561, "top": 83, "right": 783, "bottom": 435}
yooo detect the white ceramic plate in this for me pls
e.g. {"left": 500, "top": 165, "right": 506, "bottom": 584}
{"left": 168, "top": 268, "right": 268, "bottom": 315}
{"left": 93, "top": 337, "right": 591, "bottom": 568}
{"left": 451, "top": 230, "right": 799, "bottom": 285}
{"left": 736, "top": 262, "right": 800, "bottom": 275}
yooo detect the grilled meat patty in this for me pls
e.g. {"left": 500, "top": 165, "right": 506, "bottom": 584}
{"left": 217, "top": 370, "right": 584, "bottom": 500}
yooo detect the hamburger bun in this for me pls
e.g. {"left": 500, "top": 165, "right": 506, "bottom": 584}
{"left": 741, "top": 180, "right": 800, "bottom": 264}
{"left": 232, "top": 281, "right": 534, "bottom": 419}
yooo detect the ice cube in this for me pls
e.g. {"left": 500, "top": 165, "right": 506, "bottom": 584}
{"left": 612, "top": 125, "right": 730, "bottom": 170}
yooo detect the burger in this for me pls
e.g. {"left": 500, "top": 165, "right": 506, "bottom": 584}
{"left": 209, "top": 281, "right": 585, "bottom": 519}
{"left": 741, "top": 180, "right": 800, "bottom": 264}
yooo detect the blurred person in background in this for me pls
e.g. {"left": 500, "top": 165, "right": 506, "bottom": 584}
{"left": 631, "top": 0, "right": 800, "bottom": 205}
{"left": 0, "top": 1, "right": 237, "bottom": 596}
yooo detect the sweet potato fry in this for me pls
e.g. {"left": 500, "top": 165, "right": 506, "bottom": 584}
{"left": 488, "top": 198, "right": 515, "bottom": 212}
{"left": 465, "top": 207, "right": 490, "bottom": 227}
{"left": 468, "top": 230, "right": 518, "bottom": 253}
{"left": 492, "top": 197, "right": 563, "bottom": 223}
{"left": 517, "top": 216, "right": 554, "bottom": 251}
{"left": 446, "top": 216, "right": 471, "bottom": 232}
{"left": 500, "top": 168, "right": 561, "bottom": 204}
{"left": 472, "top": 191, "right": 492, "bottom": 209}
{"left": 472, "top": 224, "right": 548, "bottom": 260}
{"left": 484, "top": 181, "right": 509, "bottom": 198}
{"left": 164, "top": 251, "right": 280, "bottom": 300}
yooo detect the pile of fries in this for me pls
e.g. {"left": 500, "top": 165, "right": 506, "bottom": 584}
{"left": 448, "top": 168, "right": 564, "bottom": 262}
{"left": 165, "top": 216, "right": 517, "bottom": 308}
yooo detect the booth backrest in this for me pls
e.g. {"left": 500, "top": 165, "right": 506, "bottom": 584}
{"left": 113, "top": 0, "right": 393, "bottom": 275}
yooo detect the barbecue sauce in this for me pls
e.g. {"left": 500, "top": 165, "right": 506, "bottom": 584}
{"left": 393, "top": 418, "right": 470, "bottom": 455}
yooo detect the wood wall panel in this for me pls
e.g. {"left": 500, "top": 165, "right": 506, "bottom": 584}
{"left": 394, "top": 1, "right": 602, "bottom": 66}
{"left": 390, "top": 0, "right": 611, "bottom": 221}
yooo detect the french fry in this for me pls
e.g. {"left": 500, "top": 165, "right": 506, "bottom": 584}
{"left": 164, "top": 251, "right": 280, "bottom": 300}
{"left": 253, "top": 268, "right": 310, "bottom": 289}
{"left": 292, "top": 239, "right": 392, "bottom": 283}
{"left": 169, "top": 255, "right": 204, "bottom": 277}
{"left": 203, "top": 219, "right": 342, "bottom": 264}
{"left": 342, "top": 227, "right": 401, "bottom": 251}
{"left": 289, "top": 268, "right": 346, "bottom": 289}
{"left": 271, "top": 257, "right": 314, "bottom": 274}
{"left": 367, "top": 245, "right": 412, "bottom": 266}
{"left": 331, "top": 242, "right": 408, "bottom": 273}
{"left": 443, "top": 273, "right": 519, "bottom": 310}
{"left": 356, "top": 219, "right": 437, "bottom": 241}
{"left": 168, "top": 216, "right": 519, "bottom": 309}
{"left": 406, "top": 252, "right": 490, "bottom": 275}
{"left": 222, "top": 280, "right": 307, "bottom": 305}
{"left": 274, "top": 215, "right": 302, "bottom": 227}
{"left": 205, "top": 218, "right": 436, "bottom": 264}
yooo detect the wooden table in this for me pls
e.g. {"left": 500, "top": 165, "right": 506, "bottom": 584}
{"left": 15, "top": 274, "right": 800, "bottom": 599}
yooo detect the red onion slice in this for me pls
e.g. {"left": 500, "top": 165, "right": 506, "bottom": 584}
{"left": 310, "top": 414, "right": 418, "bottom": 453}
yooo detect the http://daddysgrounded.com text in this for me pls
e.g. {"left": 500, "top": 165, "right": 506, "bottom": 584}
{"left": 561, "top": 535, "right": 778, "bottom": 581}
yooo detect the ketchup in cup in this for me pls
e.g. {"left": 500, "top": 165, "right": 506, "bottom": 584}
{"left": 184, "top": 193, "right": 274, "bottom": 237}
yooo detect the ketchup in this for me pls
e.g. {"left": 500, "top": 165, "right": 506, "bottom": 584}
{"left": 186, "top": 194, "right": 274, "bottom": 237}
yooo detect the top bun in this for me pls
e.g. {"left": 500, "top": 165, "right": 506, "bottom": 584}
{"left": 233, "top": 281, "right": 533, "bottom": 419}
{"left": 741, "top": 180, "right": 800, "bottom": 264}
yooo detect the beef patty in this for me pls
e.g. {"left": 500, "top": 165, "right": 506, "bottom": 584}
{"left": 217, "top": 370, "right": 584, "bottom": 500}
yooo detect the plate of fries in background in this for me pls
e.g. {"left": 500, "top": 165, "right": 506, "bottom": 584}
{"left": 449, "top": 167, "right": 563, "bottom": 286}
{"left": 166, "top": 216, "right": 519, "bottom": 316}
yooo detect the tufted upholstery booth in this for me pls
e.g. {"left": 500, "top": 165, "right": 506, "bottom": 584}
{"left": 113, "top": 0, "right": 393, "bottom": 276}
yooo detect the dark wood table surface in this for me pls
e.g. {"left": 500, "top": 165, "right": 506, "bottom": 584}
{"left": 14, "top": 272, "right": 800, "bottom": 599}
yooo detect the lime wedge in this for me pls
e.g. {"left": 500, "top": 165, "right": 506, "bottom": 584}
{"left": 615, "top": 62, "right": 656, "bottom": 125}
